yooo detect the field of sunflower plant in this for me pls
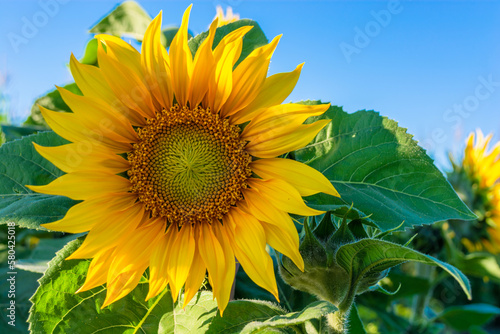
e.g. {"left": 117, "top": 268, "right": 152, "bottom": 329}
{"left": 1, "top": 2, "right": 500, "bottom": 334}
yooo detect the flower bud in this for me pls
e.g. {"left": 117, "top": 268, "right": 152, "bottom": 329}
{"left": 279, "top": 213, "right": 388, "bottom": 306}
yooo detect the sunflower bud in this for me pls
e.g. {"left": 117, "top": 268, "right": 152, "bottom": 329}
{"left": 279, "top": 213, "right": 388, "bottom": 307}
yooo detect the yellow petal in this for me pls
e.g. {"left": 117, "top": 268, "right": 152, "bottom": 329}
{"left": 239, "top": 192, "right": 301, "bottom": 271}
{"left": 69, "top": 54, "right": 146, "bottom": 126}
{"left": 212, "top": 223, "right": 236, "bottom": 315}
{"left": 251, "top": 158, "right": 339, "bottom": 197}
{"left": 33, "top": 142, "right": 130, "bottom": 174}
{"left": 222, "top": 35, "right": 281, "bottom": 118}
{"left": 102, "top": 268, "right": 144, "bottom": 308}
{"left": 197, "top": 223, "right": 225, "bottom": 298}
{"left": 213, "top": 26, "right": 253, "bottom": 66}
{"left": 38, "top": 106, "right": 132, "bottom": 152}
{"left": 248, "top": 178, "right": 324, "bottom": 216}
{"left": 41, "top": 192, "right": 137, "bottom": 233}
{"left": 97, "top": 40, "right": 155, "bottom": 119}
{"left": 170, "top": 5, "right": 193, "bottom": 107}
{"left": 147, "top": 223, "right": 176, "bottom": 300}
{"left": 242, "top": 103, "right": 329, "bottom": 139}
{"left": 27, "top": 172, "right": 130, "bottom": 200}
{"left": 224, "top": 207, "right": 279, "bottom": 300}
{"left": 188, "top": 19, "right": 217, "bottom": 108}
{"left": 77, "top": 247, "right": 116, "bottom": 293}
{"left": 208, "top": 26, "right": 253, "bottom": 112}
{"left": 261, "top": 221, "right": 304, "bottom": 271}
{"left": 57, "top": 86, "right": 138, "bottom": 144}
{"left": 246, "top": 120, "right": 331, "bottom": 159}
{"left": 241, "top": 188, "right": 297, "bottom": 239}
{"left": 231, "top": 63, "right": 303, "bottom": 124}
{"left": 95, "top": 34, "right": 143, "bottom": 77}
{"left": 141, "top": 12, "right": 174, "bottom": 110}
{"left": 167, "top": 223, "right": 195, "bottom": 301}
{"left": 182, "top": 242, "right": 207, "bottom": 308}
{"left": 102, "top": 222, "right": 164, "bottom": 308}
{"left": 66, "top": 203, "right": 145, "bottom": 260}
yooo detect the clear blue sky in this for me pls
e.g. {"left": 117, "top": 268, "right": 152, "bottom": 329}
{"left": 1, "top": 0, "right": 499, "bottom": 168}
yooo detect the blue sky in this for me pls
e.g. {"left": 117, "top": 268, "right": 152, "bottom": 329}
{"left": 1, "top": 0, "right": 499, "bottom": 168}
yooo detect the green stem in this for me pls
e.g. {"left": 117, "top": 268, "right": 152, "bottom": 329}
{"left": 326, "top": 292, "right": 354, "bottom": 334}
{"left": 410, "top": 263, "right": 436, "bottom": 324}
{"left": 326, "top": 307, "right": 351, "bottom": 334}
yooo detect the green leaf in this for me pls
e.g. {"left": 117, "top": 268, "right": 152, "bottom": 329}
{"left": 0, "top": 124, "right": 44, "bottom": 142}
{"left": 188, "top": 19, "right": 268, "bottom": 67}
{"left": 79, "top": 38, "right": 98, "bottom": 65}
{"left": 434, "top": 304, "right": 500, "bottom": 331}
{"left": 207, "top": 299, "right": 336, "bottom": 334}
{"left": 29, "top": 238, "right": 178, "bottom": 334}
{"left": 0, "top": 267, "right": 41, "bottom": 333}
{"left": 335, "top": 238, "right": 471, "bottom": 306}
{"left": 469, "top": 325, "right": 490, "bottom": 334}
{"left": 158, "top": 291, "right": 218, "bottom": 334}
{"left": 89, "top": 1, "right": 152, "bottom": 41}
{"left": 455, "top": 252, "right": 500, "bottom": 283}
{"left": 0, "top": 132, "right": 78, "bottom": 229}
{"left": 292, "top": 101, "right": 476, "bottom": 231}
{"left": 347, "top": 304, "right": 366, "bottom": 334}
{"left": 161, "top": 27, "right": 193, "bottom": 48}
{"left": 27, "top": 83, "right": 81, "bottom": 127}
{"left": 16, "top": 234, "right": 78, "bottom": 273}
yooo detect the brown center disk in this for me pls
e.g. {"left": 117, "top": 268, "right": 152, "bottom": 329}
{"left": 128, "top": 105, "right": 251, "bottom": 225}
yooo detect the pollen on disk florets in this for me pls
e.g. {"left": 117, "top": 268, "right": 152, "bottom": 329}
{"left": 128, "top": 105, "right": 251, "bottom": 225}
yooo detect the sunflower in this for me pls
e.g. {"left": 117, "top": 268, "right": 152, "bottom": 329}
{"left": 457, "top": 130, "right": 500, "bottom": 253}
{"left": 28, "top": 6, "right": 339, "bottom": 313}
{"left": 214, "top": 5, "right": 240, "bottom": 27}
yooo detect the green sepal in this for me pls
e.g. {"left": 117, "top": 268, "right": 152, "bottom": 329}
{"left": 312, "top": 211, "right": 336, "bottom": 241}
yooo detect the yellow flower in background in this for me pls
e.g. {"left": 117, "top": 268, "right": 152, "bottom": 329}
{"left": 214, "top": 5, "right": 240, "bottom": 27}
{"left": 28, "top": 6, "right": 339, "bottom": 313}
{"left": 461, "top": 130, "right": 500, "bottom": 253}
{"left": 463, "top": 130, "right": 500, "bottom": 189}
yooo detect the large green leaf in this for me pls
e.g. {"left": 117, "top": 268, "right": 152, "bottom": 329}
{"left": 79, "top": 38, "right": 98, "bottom": 66}
{"left": 158, "top": 291, "right": 218, "bottom": 334}
{"left": 292, "top": 102, "right": 476, "bottom": 231}
{"left": 347, "top": 304, "right": 366, "bottom": 334}
{"left": 89, "top": 1, "right": 152, "bottom": 41}
{"left": 455, "top": 252, "right": 500, "bottom": 284}
{"left": 0, "top": 132, "right": 77, "bottom": 229}
{"left": 29, "top": 238, "right": 178, "bottom": 334}
{"left": 0, "top": 124, "right": 44, "bottom": 142}
{"left": 188, "top": 19, "right": 268, "bottom": 67}
{"left": 434, "top": 304, "right": 500, "bottom": 331}
{"left": 16, "top": 234, "right": 79, "bottom": 273}
{"left": 0, "top": 267, "right": 41, "bottom": 333}
{"left": 29, "top": 237, "right": 333, "bottom": 334}
{"left": 161, "top": 27, "right": 193, "bottom": 48}
{"left": 335, "top": 239, "right": 471, "bottom": 308}
{"left": 206, "top": 300, "right": 336, "bottom": 334}
{"left": 27, "top": 83, "right": 81, "bottom": 127}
